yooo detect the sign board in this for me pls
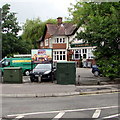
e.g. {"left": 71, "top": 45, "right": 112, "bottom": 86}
{"left": 70, "top": 43, "right": 96, "bottom": 48}
{"left": 71, "top": 43, "right": 90, "bottom": 48}
{"left": 31, "top": 49, "right": 52, "bottom": 64}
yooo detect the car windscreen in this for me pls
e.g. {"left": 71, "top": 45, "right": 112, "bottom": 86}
{"left": 35, "top": 64, "right": 51, "bottom": 70}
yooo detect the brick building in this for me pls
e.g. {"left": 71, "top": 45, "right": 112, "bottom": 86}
{"left": 38, "top": 17, "right": 96, "bottom": 66}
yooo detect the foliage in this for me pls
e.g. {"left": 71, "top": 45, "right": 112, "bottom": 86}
{"left": 45, "top": 18, "right": 57, "bottom": 24}
{"left": 1, "top": 4, "right": 28, "bottom": 57}
{"left": 22, "top": 18, "right": 57, "bottom": 50}
{"left": 22, "top": 18, "right": 44, "bottom": 49}
{"left": 69, "top": 2, "right": 120, "bottom": 79}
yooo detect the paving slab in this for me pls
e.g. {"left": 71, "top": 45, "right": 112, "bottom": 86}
{"left": 0, "top": 68, "right": 120, "bottom": 98}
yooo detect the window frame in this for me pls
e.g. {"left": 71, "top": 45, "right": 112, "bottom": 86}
{"left": 55, "top": 38, "right": 65, "bottom": 43}
{"left": 74, "top": 50, "right": 81, "bottom": 60}
{"left": 45, "top": 39, "right": 49, "bottom": 46}
{"left": 53, "top": 50, "right": 66, "bottom": 61}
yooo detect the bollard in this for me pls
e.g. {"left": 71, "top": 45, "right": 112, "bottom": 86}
{"left": 38, "top": 75, "right": 42, "bottom": 83}
{"left": 77, "top": 75, "right": 80, "bottom": 85}
{"left": 97, "top": 80, "right": 101, "bottom": 85}
{"left": 0, "top": 70, "right": 2, "bottom": 83}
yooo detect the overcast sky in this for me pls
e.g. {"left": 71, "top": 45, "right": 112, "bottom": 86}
{"left": 0, "top": 0, "right": 77, "bottom": 25}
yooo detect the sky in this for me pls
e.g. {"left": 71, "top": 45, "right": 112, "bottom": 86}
{"left": 0, "top": 0, "right": 77, "bottom": 25}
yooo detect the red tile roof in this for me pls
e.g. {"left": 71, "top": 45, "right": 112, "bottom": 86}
{"left": 38, "top": 22, "right": 78, "bottom": 42}
{"left": 46, "top": 23, "right": 77, "bottom": 36}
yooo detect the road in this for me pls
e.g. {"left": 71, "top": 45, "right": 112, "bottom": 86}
{"left": 2, "top": 93, "right": 119, "bottom": 119}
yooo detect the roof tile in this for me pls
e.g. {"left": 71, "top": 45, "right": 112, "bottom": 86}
{"left": 46, "top": 23, "right": 77, "bottom": 36}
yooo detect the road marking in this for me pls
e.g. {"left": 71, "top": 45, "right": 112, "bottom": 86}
{"left": 8, "top": 110, "right": 60, "bottom": 117}
{"left": 52, "top": 111, "right": 65, "bottom": 120}
{"left": 15, "top": 115, "right": 24, "bottom": 119}
{"left": 7, "top": 105, "right": 118, "bottom": 117}
{"left": 92, "top": 109, "right": 101, "bottom": 118}
{"left": 102, "top": 113, "right": 120, "bottom": 119}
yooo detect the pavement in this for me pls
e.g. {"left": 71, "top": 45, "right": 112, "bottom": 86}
{"left": 0, "top": 82, "right": 120, "bottom": 98}
{"left": 0, "top": 68, "right": 120, "bottom": 98}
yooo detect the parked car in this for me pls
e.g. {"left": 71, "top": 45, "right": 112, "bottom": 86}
{"left": 30, "top": 63, "right": 56, "bottom": 82}
{"left": 92, "top": 65, "right": 101, "bottom": 77}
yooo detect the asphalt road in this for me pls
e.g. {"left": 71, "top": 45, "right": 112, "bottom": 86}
{"left": 2, "top": 93, "right": 119, "bottom": 119}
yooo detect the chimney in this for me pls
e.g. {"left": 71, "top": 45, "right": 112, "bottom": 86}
{"left": 57, "top": 17, "right": 62, "bottom": 25}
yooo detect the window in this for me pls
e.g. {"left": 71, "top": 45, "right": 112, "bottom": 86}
{"left": 74, "top": 50, "right": 81, "bottom": 60}
{"left": 75, "top": 51, "right": 79, "bottom": 59}
{"left": 55, "top": 38, "right": 65, "bottom": 43}
{"left": 56, "top": 38, "right": 59, "bottom": 43}
{"left": 40, "top": 42, "right": 43, "bottom": 47}
{"left": 2, "top": 59, "right": 10, "bottom": 67}
{"left": 45, "top": 39, "right": 49, "bottom": 46}
{"left": 60, "top": 38, "right": 62, "bottom": 43}
{"left": 63, "top": 38, "right": 65, "bottom": 43}
{"left": 83, "top": 54, "right": 86, "bottom": 59}
{"left": 88, "top": 48, "right": 94, "bottom": 59}
{"left": 82, "top": 49, "right": 87, "bottom": 59}
{"left": 82, "top": 49, "right": 87, "bottom": 53}
{"left": 53, "top": 51, "right": 66, "bottom": 61}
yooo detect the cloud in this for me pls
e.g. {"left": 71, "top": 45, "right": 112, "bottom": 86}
{"left": 0, "top": 0, "right": 77, "bottom": 23}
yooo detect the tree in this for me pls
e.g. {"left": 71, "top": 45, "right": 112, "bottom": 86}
{"left": 1, "top": 4, "right": 26, "bottom": 57}
{"left": 69, "top": 2, "right": 120, "bottom": 79}
{"left": 22, "top": 18, "right": 44, "bottom": 49}
{"left": 22, "top": 18, "right": 57, "bottom": 50}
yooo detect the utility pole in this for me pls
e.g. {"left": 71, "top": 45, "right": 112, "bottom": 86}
{"left": 0, "top": 8, "right": 2, "bottom": 118}
{"left": 0, "top": 8, "right": 2, "bottom": 83}
{"left": 0, "top": 8, "right": 2, "bottom": 63}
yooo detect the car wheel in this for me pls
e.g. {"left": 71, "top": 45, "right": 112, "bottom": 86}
{"left": 94, "top": 71, "right": 99, "bottom": 77}
{"left": 30, "top": 76, "right": 34, "bottom": 82}
{"left": 24, "top": 70, "right": 30, "bottom": 76}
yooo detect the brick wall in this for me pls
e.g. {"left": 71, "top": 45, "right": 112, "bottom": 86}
{"left": 53, "top": 43, "right": 66, "bottom": 49}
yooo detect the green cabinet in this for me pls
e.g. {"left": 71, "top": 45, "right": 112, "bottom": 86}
{"left": 3, "top": 67, "right": 23, "bottom": 83}
{"left": 56, "top": 62, "right": 76, "bottom": 85}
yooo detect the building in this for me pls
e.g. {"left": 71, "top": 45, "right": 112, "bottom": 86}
{"left": 38, "top": 17, "right": 96, "bottom": 67}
